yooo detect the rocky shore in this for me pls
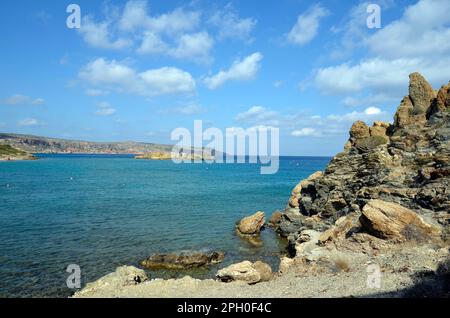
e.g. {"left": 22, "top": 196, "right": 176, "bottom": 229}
{"left": 74, "top": 73, "right": 449, "bottom": 298}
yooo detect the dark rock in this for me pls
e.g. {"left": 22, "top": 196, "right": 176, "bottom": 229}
{"left": 140, "top": 250, "right": 225, "bottom": 269}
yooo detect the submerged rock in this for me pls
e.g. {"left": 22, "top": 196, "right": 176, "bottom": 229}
{"left": 236, "top": 211, "right": 265, "bottom": 235}
{"left": 140, "top": 250, "right": 225, "bottom": 269}
{"left": 216, "top": 260, "right": 273, "bottom": 284}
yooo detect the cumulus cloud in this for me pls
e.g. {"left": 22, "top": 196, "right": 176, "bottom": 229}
{"left": 1, "top": 94, "right": 45, "bottom": 106}
{"left": 204, "top": 52, "right": 263, "bottom": 89}
{"left": 314, "top": 0, "right": 450, "bottom": 102}
{"left": 79, "top": 58, "right": 196, "bottom": 96}
{"left": 168, "top": 32, "right": 214, "bottom": 64}
{"left": 287, "top": 4, "right": 329, "bottom": 45}
{"left": 208, "top": 4, "right": 257, "bottom": 41}
{"left": 78, "top": 16, "right": 131, "bottom": 50}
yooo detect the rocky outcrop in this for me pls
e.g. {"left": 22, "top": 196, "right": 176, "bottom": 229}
{"left": 73, "top": 266, "right": 148, "bottom": 297}
{"left": 278, "top": 73, "right": 449, "bottom": 241}
{"left": 360, "top": 199, "right": 440, "bottom": 241}
{"left": 0, "top": 144, "right": 37, "bottom": 161}
{"left": 140, "top": 251, "right": 225, "bottom": 270}
{"left": 216, "top": 261, "right": 273, "bottom": 284}
{"left": 236, "top": 211, "right": 265, "bottom": 235}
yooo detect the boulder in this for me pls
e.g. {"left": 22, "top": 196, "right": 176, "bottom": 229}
{"left": 216, "top": 260, "right": 273, "bottom": 284}
{"left": 360, "top": 200, "right": 441, "bottom": 241}
{"left": 236, "top": 211, "right": 265, "bottom": 235}
{"left": 408, "top": 72, "right": 435, "bottom": 114}
{"left": 350, "top": 121, "right": 370, "bottom": 139}
{"left": 140, "top": 250, "right": 225, "bottom": 269}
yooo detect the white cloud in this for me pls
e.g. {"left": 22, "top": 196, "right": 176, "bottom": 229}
{"left": 168, "top": 32, "right": 214, "bottom": 63}
{"left": 1, "top": 94, "right": 45, "bottom": 106}
{"left": 235, "top": 106, "right": 279, "bottom": 126}
{"left": 209, "top": 4, "right": 257, "bottom": 41}
{"left": 78, "top": 16, "right": 131, "bottom": 50}
{"left": 291, "top": 128, "right": 318, "bottom": 137}
{"left": 204, "top": 52, "right": 263, "bottom": 89}
{"left": 18, "top": 118, "right": 41, "bottom": 126}
{"left": 314, "top": 0, "right": 450, "bottom": 102}
{"left": 364, "top": 106, "right": 381, "bottom": 115}
{"left": 118, "top": 0, "right": 151, "bottom": 32}
{"left": 85, "top": 88, "right": 109, "bottom": 96}
{"left": 79, "top": 58, "right": 196, "bottom": 96}
{"left": 94, "top": 102, "right": 117, "bottom": 116}
{"left": 137, "top": 31, "right": 168, "bottom": 54}
{"left": 368, "top": 0, "right": 450, "bottom": 59}
{"left": 287, "top": 4, "right": 329, "bottom": 45}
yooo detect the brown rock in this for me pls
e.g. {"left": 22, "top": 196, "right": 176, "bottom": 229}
{"left": 216, "top": 260, "right": 272, "bottom": 284}
{"left": 370, "top": 121, "right": 389, "bottom": 137}
{"left": 430, "top": 82, "right": 450, "bottom": 115}
{"left": 394, "top": 96, "right": 414, "bottom": 127}
{"left": 408, "top": 72, "right": 435, "bottom": 114}
{"left": 360, "top": 199, "right": 440, "bottom": 241}
{"left": 269, "top": 210, "right": 283, "bottom": 226}
{"left": 237, "top": 211, "right": 265, "bottom": 235}
{"left": 350, "top": 121, "right": 370, "bottom": 139}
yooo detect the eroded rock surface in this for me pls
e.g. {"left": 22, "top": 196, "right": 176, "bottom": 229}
{"left": 278, "top": 73, "right": 450, "bottom": 242}
{"left": 237, "top": 211, "right": 265, "bottom": 235}
{"left": 140, "top": 251, "right": 225, "bottom": 269}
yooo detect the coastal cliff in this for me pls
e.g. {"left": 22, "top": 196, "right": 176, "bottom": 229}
{"left": 275, "top": 72, "right": 449, "bottom": 242}
{"left": 74, "top": 73, "right": 449, "bottom": 298}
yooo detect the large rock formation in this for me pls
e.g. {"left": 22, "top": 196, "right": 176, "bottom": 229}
{"left": 276, "top": 73, "right": 449, "bottom": 243}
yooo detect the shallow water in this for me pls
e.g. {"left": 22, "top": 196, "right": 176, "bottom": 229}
{"left": 0, "top": 154, "right": 330, "bottom": 297}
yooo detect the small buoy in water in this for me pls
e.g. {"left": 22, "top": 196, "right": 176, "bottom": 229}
{"left": 69, "top": 177, "right": 74, "bottom": 180}
{"left": 5, "top": 184, "right": 10, "bottom": 188}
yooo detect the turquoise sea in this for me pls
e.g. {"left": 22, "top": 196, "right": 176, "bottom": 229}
{"left": 0, "top": 155, "right": 330, "bottom": 297}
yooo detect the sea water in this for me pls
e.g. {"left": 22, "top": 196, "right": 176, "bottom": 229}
{"left": 0, "top": 154, "right": 330, "bottom": 297}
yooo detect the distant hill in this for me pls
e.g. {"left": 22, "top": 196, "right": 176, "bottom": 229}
{"left": 0, "top": 133, "right": 173, "bottom": 154}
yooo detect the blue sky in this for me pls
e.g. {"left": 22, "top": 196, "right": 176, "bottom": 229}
{"left": 1, "top": 0, "right": 449, "bottom": 155}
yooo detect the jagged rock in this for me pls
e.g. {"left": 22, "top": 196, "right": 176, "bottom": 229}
{"left": 216, "top": 261, "right": 273, "bottom": 284}
{"left": 288, "top": 171, "right": 323, "bottom": 209}
{"left": 276, "top": 73, "right": 449, "bottom": 241}
{"left": 74, "top": 266, "right": 148, "bottom": 297}
{"left": 236, "top": 211, "right": 265, "bottom": 235}
{"left": 360, "top": 200, "right": 441, "bottom": 241}
{"left": 140, "top": 251, "right": 225, "bottom": 269}
{"left": 408, "top": 72, "right": 435, "bottom": 114}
